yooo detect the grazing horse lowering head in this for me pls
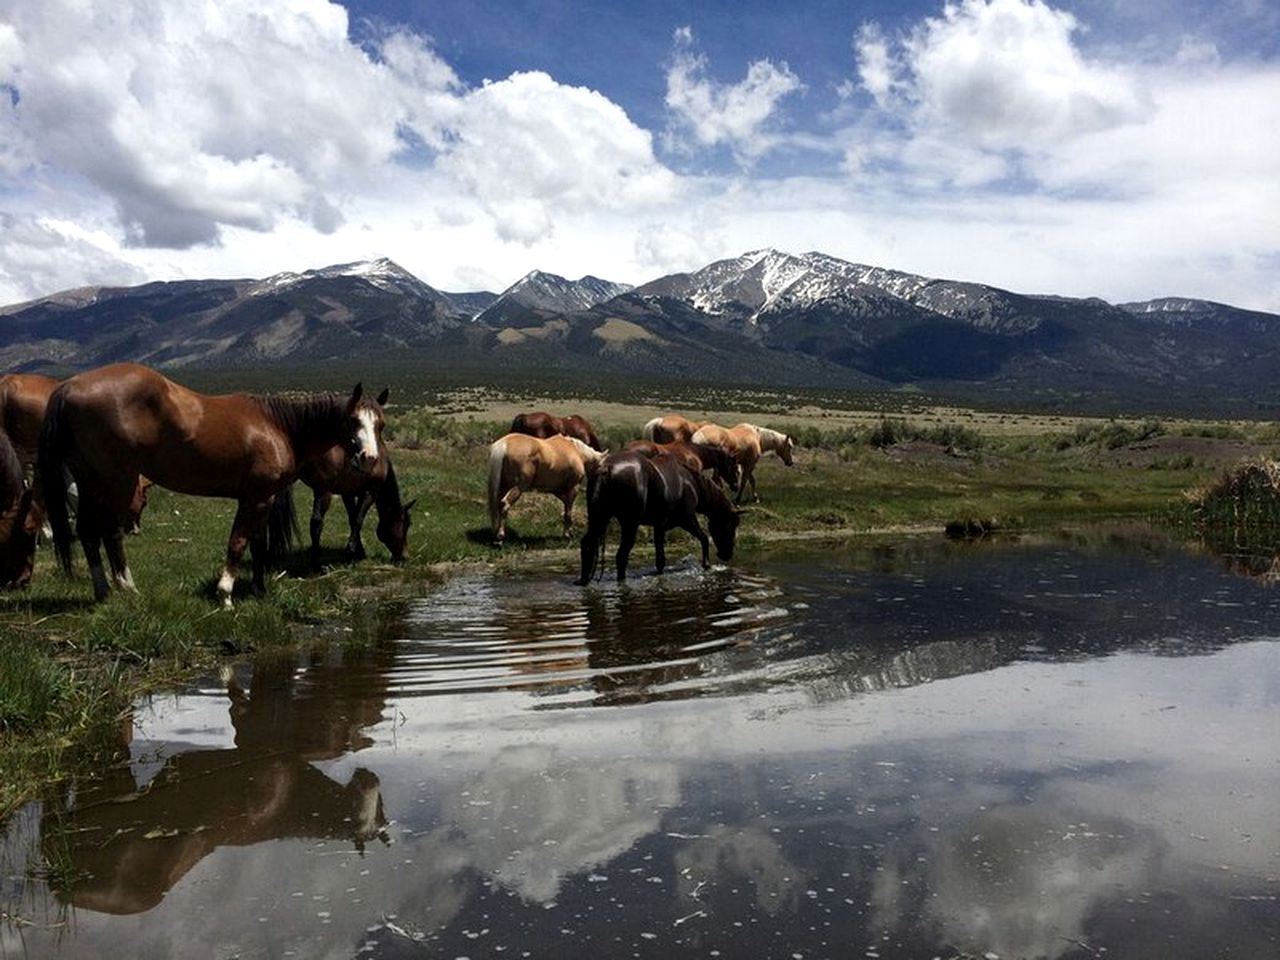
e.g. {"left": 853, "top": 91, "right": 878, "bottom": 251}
{"left": 374, "top": 460, "right": 415, "bottom": 563}
{"left": 702, "top": 478, "right": 743, "bottom": 562}
{"left": 0, "top": 429, "right": 37, "bottom": 587}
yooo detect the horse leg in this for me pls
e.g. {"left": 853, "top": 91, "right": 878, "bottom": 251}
{"left": 74, "top": 495, "right": 111, "bottom": 602}
{"left": 343, "top": 491, "right": 372, "bottom": 560}
{"left": 679, "top": 515, "right": 712, "bottom": 568}
{"left": 310, "top": 491, "right": 331, "bottom": 569}
{"left": 103, "top": 526, "right": 136, "bottom": 593}
{"left": 497, "top": 486, "right": 522, "bottom": 542}
{"left": 735, "top": 464, "right": 752, "bottom": 505}
{"left": 558, "top": 487, "right": 576, "bottom": 539}
{"left": 219, "top": 500, "right": 266, "bottom": 608}
{"left": 248, "top": 501, "right": 273, "bottom": 598}
{"left": 615, "top": 520, "right": 638, "bottom": 583}
{"left": 654, "top": 527, "right": 667, "bottom": 574}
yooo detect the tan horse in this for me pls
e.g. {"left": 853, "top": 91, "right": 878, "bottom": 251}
{"left": 641, "top": 414, "right": 710, "bottom": 444}
{"left": 691, "top": 422, "right": 795, "bottom": 503}
{"left": 488, "top": 433, "right": 606, "bottom": 542}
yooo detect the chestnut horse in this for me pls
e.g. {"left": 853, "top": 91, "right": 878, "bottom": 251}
{"left": 510, "top": 411, "right": 603, "bottom": 451}
{"left": 300, "top": 389, "right": 415, "bottom": 566}
{"left": 623, "top": 439, "right": 740, "bottom": 490}
{"left": 0, "top": 427, "right": 37, "bottom": 587}
{"left": 0, "top": 372, "right": 59, "bottom": 468}
{"left": 488, "top": 433, "right": 607, "bottom": 542}
{"left": 576, "top": 450, "right": 741, "bottom": 584}
{"left": 641, "top": 414, "right": 710, "bottom": 444}
{"left": 39, "top": 363, "right": 385, "bottom": 605}
{"left": 691, "top": 423, "right": 795, "bottom": 503}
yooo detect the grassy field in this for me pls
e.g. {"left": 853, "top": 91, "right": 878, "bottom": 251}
{"left": 2, "top": 392, "right": 1278, "bottom": 816}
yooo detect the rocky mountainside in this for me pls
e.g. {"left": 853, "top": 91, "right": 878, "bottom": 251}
{"left": 2, "top": 250, "right": 1278, "bottom": 411}
{"left": 475, "top": 271, "right": 632, "bottom": 327}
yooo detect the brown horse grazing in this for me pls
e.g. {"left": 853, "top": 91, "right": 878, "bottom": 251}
{"left": 576, "top": 450, "right": 742, "bottom": 584}
{"left": 641, "top": 414, "right": 710, "bottom": 444}
{"left": 691, "top": 422, "right": 795, "bottom": 503}
{"left": 39, "top": 363, "right": 386, "bottom": 606}
{"left": 488, "top": 433, "right": 607, "bottom": 542}
{"left": 300, "top": 389, "right": 415, "bottom": 566}
{"left": 0, "top": 372, "right": 59, "bottom": 468}
{"left": 510, "top": 411, "right": 603, "bottom": 451}
{"left": 624, "top": 439, "right": 741, "bottom": 490}
{"left": 0, "top": 427, "right": 38, "bottom": 587}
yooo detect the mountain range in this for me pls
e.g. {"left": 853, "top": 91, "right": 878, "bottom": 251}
{"left": 2, "top": 249, "right": 1277, "bottom": 412}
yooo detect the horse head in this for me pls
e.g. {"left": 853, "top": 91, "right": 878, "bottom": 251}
{"left": 703, "top": 481, "right": 742, "bottom": 562}
{"left": 343, "top": 383, "right": 385, "bottom": 473}
{"left": 376, "top": 497, "right": 415, "bottom": 563}
{"left": 0, "top": 486, "right": 38, "bottom": 588}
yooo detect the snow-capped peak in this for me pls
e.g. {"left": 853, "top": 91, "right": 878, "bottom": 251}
{"left": 250, "top": 257, "right": 428, "bottom": 296}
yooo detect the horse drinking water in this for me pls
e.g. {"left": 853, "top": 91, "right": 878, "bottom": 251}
{"left": 488, "top": 433, "right": 606, "bottom": 542}
{"left": 39, "top": 363, "right": 386, "bottom": 606}
{"left": 576, "top": 450, "right": 742, "bottom": 584}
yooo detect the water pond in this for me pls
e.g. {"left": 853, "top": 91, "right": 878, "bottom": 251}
{"left": 3, "top": 529, "right": 1278, "bottom": 959}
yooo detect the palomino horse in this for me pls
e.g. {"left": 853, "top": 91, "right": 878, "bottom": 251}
{"left": 300, "top": 388, "right": 415, "bottom": 566}
{"left": 0, "top": 372, "right": 59, "bottom": 468}
{"left": 488, "top": 433, "right": 606, "bottom": 542}
{"left": 39, "top": 363, "right": 385, "bottom": 605}
{"left": 0, "top": 427, "right": 37, "bottom": 587}
{"left": 623, "top": 439, "right": 740, "bottom": 490}
{"left": 641, "top": 414, "right": 710, "bottom": 444}
{"left": 576, "top": 450, "right": 742, "bottom": 583}
{"left": 511, "top": 411, "right": 603, "bottom": 451}
{"left": 691, "top": 422, "right": 795, "bottom": 503}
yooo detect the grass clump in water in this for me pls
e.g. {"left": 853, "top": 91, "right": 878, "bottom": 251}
{"left": 1184, "top": 457, "right": 1280, "bottom": 537}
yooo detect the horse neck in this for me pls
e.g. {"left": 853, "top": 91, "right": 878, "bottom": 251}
{"left": 257, "top": 393, "right": 348, "bottom": 463}
{"left": 374, "top": 461, "right": 401, "bottom": 517}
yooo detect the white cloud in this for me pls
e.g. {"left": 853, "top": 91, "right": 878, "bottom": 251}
{"left": 664, "top": 26, "right": 803, "bottom": 163}
{"left": 853, "top": 0, "right": 1151, "bottom": 158}
{"left": 0, "top": 215, "right": 146, "bottom": 304}
{"left": 437, "top": 71, "right": 677, "bottom": 245}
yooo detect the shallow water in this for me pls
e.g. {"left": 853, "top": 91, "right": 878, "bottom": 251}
{"left": 3, "top": 531, "right": 1279, "bottom": 959}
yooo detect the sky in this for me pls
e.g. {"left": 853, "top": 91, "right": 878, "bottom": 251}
{"left": 0, "top": 0, "right": 1278, "bottom": 310}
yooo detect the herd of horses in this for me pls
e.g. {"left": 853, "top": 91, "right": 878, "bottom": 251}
{"left": 0, "top": 363, "right": 795, "bottom": 604}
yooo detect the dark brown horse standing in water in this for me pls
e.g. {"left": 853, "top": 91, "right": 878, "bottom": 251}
{"left": 511, "top": 411, "right": 603, "bottom": 451}
{"left": 300, "top": 388, "right": 415, "bottom": 567}
{"left": 624, "top": 439, "right": 740, "bottom": 490}
{"left": 576, "top": 450, "right": 742, "bottom": 584}
{"left": 39, "top": 363, "right": 386, "bottom": 605}
{"left": 0, "top": 427, "right": 37, "bottom": 587}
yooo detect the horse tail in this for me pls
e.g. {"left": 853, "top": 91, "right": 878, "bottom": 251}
{"left": 267, "top": 483, "right": 300, "bottom": 567}
{"left": 641, "top": 417, "right": 661, "bottom": 441}
{"left": 37, "top": 386, "right": 74, "bottom": 575}
{"left": 487, "top": 437, "right": 507, "bottom": 531}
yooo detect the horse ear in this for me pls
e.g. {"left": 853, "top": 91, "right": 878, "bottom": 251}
{"left": 733, "top": 507, "right": 749, "bottom": 516}
{"left": 403, "top": 498, "right": 417, "bottom": 512}
{"left": 348, "top": 382, "right": 364, "bottom": 412}
{"left": 376, "top": 387, "right": 390, "bottom": 406}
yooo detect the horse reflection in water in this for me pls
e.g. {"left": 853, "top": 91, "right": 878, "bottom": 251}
{"left": 41, "top": 650, "right": 395, "bottom": 916}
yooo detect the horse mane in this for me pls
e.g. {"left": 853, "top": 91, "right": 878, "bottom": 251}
{"left": 254, "top": 391, "right": 349, "bottom": 448}
{"left": 563, "top": 435, "right": 604, "bottom": 462}
{"left": 755, "top": 425, "right": 789, "bottom": 448}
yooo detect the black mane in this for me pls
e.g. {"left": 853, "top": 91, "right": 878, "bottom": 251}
{"left": 254, "top": 391, "right": 351, "bottom": 452}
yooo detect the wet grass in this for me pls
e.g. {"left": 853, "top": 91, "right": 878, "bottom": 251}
{"left": 2, "top": 399, "right": 1277, "bottom": 816}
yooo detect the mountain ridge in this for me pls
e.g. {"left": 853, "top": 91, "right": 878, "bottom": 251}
{"left": 2, "top": 250, "right": 1277, "bottom": 412}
